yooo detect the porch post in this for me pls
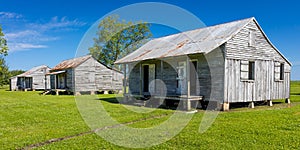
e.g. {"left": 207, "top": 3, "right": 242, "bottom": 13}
{"left": 160, "top": 60, "right": 163, "bottom": 96}
{"left": 186, "top": 56, "right": 191, "bottom": 111}
{"left": 159, "top": 60, "right": 165, "bottom": 107}
{"left": 123, "top": 64, "right": 128, "bottom": 102}
{"left": 139, "top": 63, "right": 142, "bottom": 95}
{"left": 54, "top": 75, "right": 57, "bottom": 89}
{"left": 44, "top": 75, "right": 47, "bottom": 91}
{"left": 123, "top": 64, "right": 127, "bottom": 94}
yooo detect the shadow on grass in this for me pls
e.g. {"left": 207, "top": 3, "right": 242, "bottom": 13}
{"left": 229, "top": 101, "right": 286, "bottom": 110}
{"left": 98, "top": 97, "right": 121, "bottom": 104}
{"left": 97, "top": 97, "right": 183, "bottom": 110}
{"left": 291, "top": 92, "right": 300, "bottom": 95}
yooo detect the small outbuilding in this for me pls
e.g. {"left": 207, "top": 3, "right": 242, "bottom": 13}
{"left": 48, "top": 55, "right": 123, "bottom": 95}
{"left": 115, "top": 17, "right": 291, "bottom": 111}
{"left": 10, "top": 65, "right": 51, "bottom": 91}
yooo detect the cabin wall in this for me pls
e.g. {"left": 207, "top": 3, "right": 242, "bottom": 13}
{"left": 74, "top": 58, "right": 123, "bottom": 93}
{"left": 10, "top": 77, "right": 18, "bottom": 91}
{"left": 201, "top": 46, "right": 225, "bottom": 102}
{"left": 95, "top": 62, "right": 123, "bottom": 91}
{"left": 66, "top": 69, "right": 74, "bottom": 91}
{"left": 74, "top": 58, "right": 97, "bottom": 93}
{"left": 111, "top": 70, "right": 123, "bottom": 91}
{"left": 225, "top": 20, "right": 291, "bottom": 103}
{"left": 31, "top": 67, "right": 50, "bottom": 90}
{"left": 31, "top": 74, "right": 47, "bottom": 90}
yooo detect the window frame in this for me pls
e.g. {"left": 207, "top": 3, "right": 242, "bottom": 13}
{"left": 280, "top": 63, "right": 284, "bottom": 80}
{"left": 248, "top": 61, "right": 255, "bottom": 80}
{"left": 240, "top": 60, "right": 255, "bottom": 82}
{"left": 274, "top": 62, "right": 285, "bottom": 81}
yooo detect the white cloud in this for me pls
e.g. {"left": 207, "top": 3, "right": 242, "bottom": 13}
{"left": 3, "top": 15, "right": 87, "bottom": 52}
{"left": 8, "top": 43, "right": 47, "bottom": 52}
{"left": 28, "top": 16, "right": 87, "bottom": 32}
{"left": 0, "top": 12, "right": 22, "bottom": 19}
{"left": 5, "top": 30, "right": 59, "bottom": 42}
{"left": 5, "top": 30, "right": 39, "bottom": 40}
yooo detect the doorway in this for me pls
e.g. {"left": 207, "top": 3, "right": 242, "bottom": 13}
{"left": 190, "top": 60, "right": 198, "bottom": 95}
{"left": 142, "top": 64, "right": 155, "bottom": 94}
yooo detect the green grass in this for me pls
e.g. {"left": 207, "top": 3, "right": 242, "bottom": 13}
{"left": 0, "top": 81, "right": 300, "bottom": 149}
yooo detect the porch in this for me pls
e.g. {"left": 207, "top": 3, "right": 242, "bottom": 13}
{"left": 47, "top": 70, "right": 70, "bottom": 95}
{"left": 124, "top": 93, "right": 203, "bottom": 110}
{"left": 17, "top": 76, "right": 33, "bottom": 91}
{"left": 122, "top": 56, "right": 206, "bottom": 111}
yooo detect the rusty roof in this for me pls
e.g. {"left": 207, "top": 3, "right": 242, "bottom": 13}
{"left": 51, "top": 55, "right": 92, "bottom": 71}
{"left": 13, "top": 65, "right": 50, "bottom": 78}
{"left": 115, "top": 17, "right": 253, "bottom": 64}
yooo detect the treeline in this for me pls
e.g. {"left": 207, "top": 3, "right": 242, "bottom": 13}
{"left": 0, "top": 68, "right": 25, "bottom": 86}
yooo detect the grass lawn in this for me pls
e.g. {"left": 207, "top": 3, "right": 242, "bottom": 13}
{"left": 0, "top": 81, "right": 300, "bottom": 149}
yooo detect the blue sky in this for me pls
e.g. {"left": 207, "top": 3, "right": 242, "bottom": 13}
{"left": 0, "top": 0, "right": 299, "bottom": 80}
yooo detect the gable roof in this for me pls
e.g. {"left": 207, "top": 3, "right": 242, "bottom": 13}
{"left": 51, "top": 55, "right": 92, "bottom": 71}
{"left": 50, "top": 55, "right": 123, "bottom": 74}
{"left": 13, "top": 65, "right": 49, "bottom": 78}
{"left": 115, "top": 17, "right": 291, "bottom": 65}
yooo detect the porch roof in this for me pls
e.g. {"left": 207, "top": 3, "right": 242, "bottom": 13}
{"left": 46, "top": 70, "right": 66, "bottom": 75}
{"left": 115, "top": 18, "right": 253, "bottom": 64}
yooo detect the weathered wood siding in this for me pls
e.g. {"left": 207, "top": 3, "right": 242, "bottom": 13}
{"left": 74, "top": 57, "right": 123, "bottom": 93}
{"left": 10, "top": 77, "right": 18, "bottom": 91}
{"left": 66, "top": 69, "right": 74, "bottom": 91}
{"left": 31, "top": 67, "right": 51, "bottom": 90}
{"left": 74, "top": 58, "right": 98, "bottom": 92}
{"left": 201, "top": 46, "right": 225, "bottom": 102}
{"left": 224, "top": 20, "right": 291, "bottom": 103}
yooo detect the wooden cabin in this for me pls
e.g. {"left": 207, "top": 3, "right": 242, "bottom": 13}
{"left": 48, "top": 55, "right": 123, "bottom": 95}
{"left": 10, "top": 65, "right": 51, "bottom": 91}
{"left": 115, "top": 17, "right": 291, "bottom": 111}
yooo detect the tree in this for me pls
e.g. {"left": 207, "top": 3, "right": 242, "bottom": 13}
{"left": 0, "top": 25, "right": 8, "bottom": 56}
{"left": 89, "top": 15, "right": 152, "bottom": 68}
{"left": 10, "top": 70, "right": 25, "bottom": 77}
{"left": 0, "top": 58, "right": 9, "bottom": 86}
{"left": 0, "top": 25, "right": 9, "bottom": 86}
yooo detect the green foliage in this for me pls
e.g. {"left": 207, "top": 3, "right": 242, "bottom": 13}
{"left": 0, "top": 57, "right": 9, "bottom": 86}
{"left": 0, "top": 26, "right": 8, "bottom": 56}
{"left": 89, "top": 15, "right": 152, "bottom": 67}
{"left": 9, "top": 69, "right": 25, "bottom": 77}
{"left": 0, "top": 26, "right": 9, "bottom": 86}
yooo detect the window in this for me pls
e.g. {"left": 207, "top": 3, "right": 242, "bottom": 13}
{"left": 249, "top": 30, "right": 256, "bottom": 47}
{"left": 280, "top": 63, "right": 284, "bottom": 80}
{"left": 275, "top": 62, "right": 284, "bottom": 81}
{"left": 248, "top": 61, "right": 255, "bottom": 80}
{"left": 241, "top": 60, "right": 255, "bottom": 81}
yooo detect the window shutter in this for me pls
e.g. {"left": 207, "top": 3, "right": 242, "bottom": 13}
{"left": 241, "top": 60, "right": 249, "bottom": 80}
{"left": 274, "top": 62, "right": 281, "bottom": 81}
